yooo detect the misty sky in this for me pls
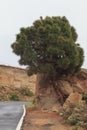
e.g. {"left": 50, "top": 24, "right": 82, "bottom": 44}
{"left": 0, "top": 0, "right": 87, "bottom": 68}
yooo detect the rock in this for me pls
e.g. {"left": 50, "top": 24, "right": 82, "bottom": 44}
{"left": 63, "top": 92, "right": 83, "bottom": 109}
{"left": 73, "top": 82, "right": 84, "bottom": 93}
{"left": 35, "top": 71, "right": 87, "bottom": 110}
{"left": 52, "top": 104, "right": 62, "bottom": 113}
{"left": 59, "top": 80, "right": 73, "bottom": 95}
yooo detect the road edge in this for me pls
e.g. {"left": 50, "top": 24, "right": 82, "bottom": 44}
{"left": 16, "top": 105, "right": 26, "bottom": 130}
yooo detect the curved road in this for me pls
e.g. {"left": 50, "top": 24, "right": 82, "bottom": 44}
{"left": 0, "top": 102, "right": 30, "bottom": 130}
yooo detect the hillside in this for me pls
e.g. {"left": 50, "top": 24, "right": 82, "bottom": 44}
{"left": 0, "top": 65, "right": 36, "bottom": 101}
{"left": 23, "top": 68, "right": 87, "bottom": 130}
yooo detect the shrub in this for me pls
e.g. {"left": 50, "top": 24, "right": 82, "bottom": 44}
{"left": 67, "top": 116, "right": 80, "bottom": 125}
{"left": 9, "top": 93, "right": 19, "bottom": 101}
{"left": 82, "top": 92, "right": 87, "bottom": 103}
{"left": 20, "top": 87, "right": 34, "bottom": 97}
{"left": 61, "top": 103, "right": 87, "bottom": 129}
{"left": 72, "top": 126, "right": 79, "bottom": 130}
{"left": 27, "top": 103, "right": 36, "bottom": 110}
{"left": 62, "top": 108, "right": 73, "bottom": 119}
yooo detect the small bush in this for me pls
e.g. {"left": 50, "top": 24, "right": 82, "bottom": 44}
{"left": 20, "top": 87, "right": 34, "bottom": 97}
{"left": 82, "top": 92, "right": 87, "bottom": 103}
{"left": 9, "top": 93, "right": 19, "bottom": 101}
{"left": 67, "top": 116, "right": 80, "bottom": 125}
{"left": 62, "top": 108, "right": 73, "bottom": 119}
{"left": 27, "top": 103, "right": 36, "bottom": 110}
{"left": 72, "top": 126, "right": 79, "bottom": 130}
{"left": 61, "top": 102, "right": 87, "bottom": 129}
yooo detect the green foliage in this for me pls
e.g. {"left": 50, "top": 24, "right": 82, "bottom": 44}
{"left": 20, "top": 87, "right": 34, "bottom": 97}
{"left": 67, "top": 116, "right": 80, "bottom": 125}
{"left": 61, "top": 103, "right": 87, "bottom": 129}
{"left": 11, "top": 16, "right": 84, "bottom": 76}
{"left": 9, "top": 93, "right": 19, "bottom": 101}
{"left": 26, "top": 103, "right": 36, "bottom": 110}
{"left": 82, "top": 92, "right": 87, "bottom": 103}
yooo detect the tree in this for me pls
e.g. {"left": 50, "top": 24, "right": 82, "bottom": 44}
{"left": 11, "top": 16, "right": 84, "bottom": 104}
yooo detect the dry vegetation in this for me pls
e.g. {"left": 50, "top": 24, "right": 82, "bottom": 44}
{"left": 0, "top": 65, "right": 36, "bottom": 101}
{"left": 0, "top": 85, "right": 34, "bottom": 101}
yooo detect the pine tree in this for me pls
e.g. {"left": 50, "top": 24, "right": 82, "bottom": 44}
{"left": 11, "top": 16, "right": 84, "bottom": 104}
{"left": 11, "top": 16, "right": 84, "bottom": 77}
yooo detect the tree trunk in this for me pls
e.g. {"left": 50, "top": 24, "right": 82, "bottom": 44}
{"left": 52, "top": 79, "right": 64, "bottom": 105}
{"left": 35, "top": 74, "right": 63, "bottom": 110}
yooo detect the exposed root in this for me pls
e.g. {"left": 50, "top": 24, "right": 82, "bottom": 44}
{"left": 52, "top": 80, "right": 64, "bottom": 105}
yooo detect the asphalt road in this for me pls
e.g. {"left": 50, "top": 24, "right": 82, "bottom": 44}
{"left": 0, "top": 102, "right": 30, "bottom": 130}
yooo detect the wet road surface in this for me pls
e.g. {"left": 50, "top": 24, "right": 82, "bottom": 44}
{"left": 0, "top": 102, "right": 30, "bottom": 130}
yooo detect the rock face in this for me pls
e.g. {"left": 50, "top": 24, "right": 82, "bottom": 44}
{"left": 35, "top": 69, "right": 87, "bottom": 110}
{"left": 58, "top": 80, "right": 73, "bottom": 95}
{"left": 63, "top": 92, "right": 83, "bottom": 109}
{"left": 0, "top": 65, "right": 36, "bottom": 93}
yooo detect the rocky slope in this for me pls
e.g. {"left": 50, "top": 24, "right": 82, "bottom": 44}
{"left": 0, "top": 65, "right": 36, "bottom": 101}
{"left": 35, "top": 68, "right": 87, "bottom": 110}
{"left": 22, "top": 69, "right": 87, "bottom": 130}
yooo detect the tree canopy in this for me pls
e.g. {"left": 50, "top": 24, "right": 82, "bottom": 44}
{"left": 11, "top": 16, "right": 84, "bottom": 76}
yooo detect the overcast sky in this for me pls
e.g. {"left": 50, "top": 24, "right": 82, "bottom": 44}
{"left": 0, "top": 0, "right": 87, "bottom": 68}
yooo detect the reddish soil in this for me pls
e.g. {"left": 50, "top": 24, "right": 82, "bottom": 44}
{"left": 22, "top": 109, "right": 73, "bottom": 130}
